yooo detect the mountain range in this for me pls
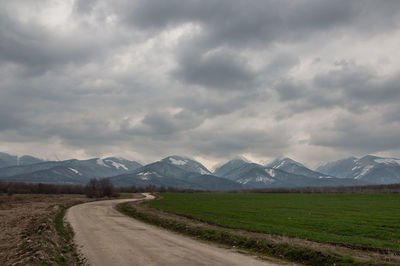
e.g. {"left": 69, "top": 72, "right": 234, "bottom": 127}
{"left": 215, "top": 158, "right": 362, "bottom": 188}
{"left": 0, "top": 152, "right": 44, "bottom": 168}
{"left": 0, "top": 152, "right": 399, "bottom": 189}
{"left": 0, "top": 156, "right": 142, "bottom": 184}
{"left": 109, "top": 156, "right": 241, "bottom": 190}
{"left": 316, "top": 155, "right": 400, "bottom": 184}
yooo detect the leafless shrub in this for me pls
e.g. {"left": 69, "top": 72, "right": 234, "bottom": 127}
{"left": 85, "top": 178, "right": 118, "bottom": 198}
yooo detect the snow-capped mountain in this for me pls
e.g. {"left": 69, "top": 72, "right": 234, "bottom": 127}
{"left": 101, "top": 157, "right": 142, "bottom": 171}
{"left": 317, "top": 155, "right": 400, "bottom": 184}
{"left": 221, "top": 162, "right": 362, "bottom": 188}
{"left": 3, "top": 166, "right": 91, "bottom": 184}
{"left": 316, "top": 157, "right": 358, "bottom": 179}
{"left": 161, "top": 155, "right": 212, "bottom": 175}
{"left": 108, "top": 157, "right": 242, "bottom": 190}
{"left": 0, "top": 157, "right": 142, "bottom": 184}
{"left": 2, "top": 152, "right": 398, "bottom": 188}
{"left": 0, "top": 152, "right": 44, "bottom": 168}
{"left": 214, "top": 157, "right": 250, "bottom": 177}
{"left": 267, "top": 157, "right": 332, "bottom": 179}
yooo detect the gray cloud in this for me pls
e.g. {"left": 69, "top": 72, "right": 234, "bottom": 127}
{"left": 0, "top": 0, "right": 400, "bottom": 167}
{"left": 117, "top": 0, "right": 400, "bottom": 47}
{"left": 275, "top": 79, "right": 307, "bottom": 101}
{"left": 125, "top": 110, "right": 205, "bottom": 138}
{"left": 0, "top": 15, "right": 80, "bottom": 74}
{"left": 188, "top": 126, "right": 291, "bottom": 158}
{"left": 173, "top": 48, "right": 257, "bottom": 90}
{"left": 314, "top": 64, "right": 400, "bottom": 106}
{"left": 273, "top": 62, "right": 400, "bottom": 115}
{"left": 309, "top": 112, "right": 400, "bottom": 153}
{"left": 73, "top": 0, "right": 97, "bottom": 14}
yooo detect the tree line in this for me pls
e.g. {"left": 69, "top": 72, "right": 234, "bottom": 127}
{"left": 0, "top": 179, "right": 202, "bottom": 197}
{"left": 227, "top": 183, "right": 400, "bottom": 194}
{"left": 1, "top": 180, "right": 399, "bottom": 196}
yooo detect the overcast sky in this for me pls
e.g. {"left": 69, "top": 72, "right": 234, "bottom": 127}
{"left": 1, "top": 0, "right": 400, "bottom": 169}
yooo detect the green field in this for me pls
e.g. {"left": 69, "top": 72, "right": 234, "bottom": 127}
{"left": 149, "top": 193, "right": 400, "bottom": 250}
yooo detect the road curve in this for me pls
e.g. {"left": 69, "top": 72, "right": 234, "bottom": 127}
{"left": 66, "top": 194, "right": 279, "bottom": 266}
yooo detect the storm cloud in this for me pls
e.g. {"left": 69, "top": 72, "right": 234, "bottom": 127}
{"left": 1, "top": 0, "right": 400, "bottom": 168}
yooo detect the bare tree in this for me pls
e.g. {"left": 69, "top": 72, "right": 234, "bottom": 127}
{"left": 85, "top": 178, "right": 117, "bottom": 198}
{"left": 85, "top": 178, "right": 98, "bottom": 198}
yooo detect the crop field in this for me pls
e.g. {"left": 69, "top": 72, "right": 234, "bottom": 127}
{"left": 149, "top": 193, "right": 400, "bottom": 251}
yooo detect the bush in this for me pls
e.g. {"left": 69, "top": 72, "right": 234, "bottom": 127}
{"left": 85, "top": 178, "right": 117, "bottom": 198}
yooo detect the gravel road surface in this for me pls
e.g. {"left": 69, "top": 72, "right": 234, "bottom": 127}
{"left": 66, "top": 194, "right": 279, "bottom": 266}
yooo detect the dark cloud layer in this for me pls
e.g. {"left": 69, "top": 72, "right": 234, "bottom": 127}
{"left": 1, "top": 0, "right": 400, "bottom": 167}
{"left": 309, "top": 112, "right": 400, "bottom": 154}
{"left": 174, "top": 48, "right": 257, "bottom": 90}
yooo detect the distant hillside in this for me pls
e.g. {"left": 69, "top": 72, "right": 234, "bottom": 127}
{"left": 161, "top": 155, "right": 212, "bottom": 175}
{"left": 0, "top": 157, "right": 142, "bottom": 184}
{"left": 0, "top": 152, "right": 44, "bottom": 168}
{"left": 109, "top": 156, "right": 242, "bottom": 190}
{"left": 317, "top": 155, "right": 400, "bottom": 184}
{"left": 1, "top": 152, "right": 398, "bottom": 189}
{"left": 214, "top": 157, "right": 249, "bottom": 177}
{"left": 220, "top": 162, "right": 362, "bottom": 188}
{"left": 267, "top": 157, "right": 333, "bottom": 179}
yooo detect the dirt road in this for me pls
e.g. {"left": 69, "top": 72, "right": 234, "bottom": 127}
{"left": 66, "top": 194, "right": 279, "bottom": 266}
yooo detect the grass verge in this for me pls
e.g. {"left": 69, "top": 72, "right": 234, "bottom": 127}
{"left": 117, "top": 200, "right": 369, "bottom": 266}
{"left": 53, "top": 203, "right": 84, "bottom": 265}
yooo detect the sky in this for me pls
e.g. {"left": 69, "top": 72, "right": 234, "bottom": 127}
{"left": 1, "top": 0, "right": 400, "bottom": 169}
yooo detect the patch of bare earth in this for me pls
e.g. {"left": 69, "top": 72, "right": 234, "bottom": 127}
{"left": 127, "top": 199, "right": 400, "bottom": 265}
{"left": 0, "top": 194, "right": 91, "bottom": 266}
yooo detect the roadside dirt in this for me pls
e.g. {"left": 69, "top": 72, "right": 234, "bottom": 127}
{"left": 0, "top": 194, "right": 91, "bottom": 266}
{"left": 67, "top": 194, "right": 281, "bottom": 266}
{"left": 131, "top": 198, "right": 400, "bottom": 265}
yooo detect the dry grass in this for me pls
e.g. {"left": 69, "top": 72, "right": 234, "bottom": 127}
{"left": 0, "top": 194, "right": 91, "bottom": 266}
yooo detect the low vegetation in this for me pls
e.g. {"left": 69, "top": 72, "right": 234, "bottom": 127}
{"left": 149, "top": 193, "right": 400, "bottom": 251}
{"left": 2, "top": 181, "right": 400, "bottom": 265}
{"left": 117, "top": 192, "right": 400, "bottom": 265}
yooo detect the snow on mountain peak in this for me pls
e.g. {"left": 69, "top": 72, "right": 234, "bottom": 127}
{"left": 68, "top": 168, "right": 82, "bottom": 175}
{"left": 199, "top": 168, "right": 209, "bottom": 175}
{"left": 96, "top": 158, "right": 110, "bottom": 168}
{"left": 105, "top": 159, "right": 128, "bottom": 170}
{"left": 374, "top": 158, "right": 400, "bottom": 165}
{"left": 255, "top": 175, "right": 274, "bottom": 184}
{"left": 169, "top": 157, "right": 187, "bottom": 165}
{"left": 354, "top": 165, "right": 374, "bottom": 179}
{"left": 269, "top": 157, "right": 304, "bottom": 169}
{"left": 265, "top": 168, "right": 276, "bottom": 177}
{"left": 137, "top": 171, "right": 161, "bottom": 180}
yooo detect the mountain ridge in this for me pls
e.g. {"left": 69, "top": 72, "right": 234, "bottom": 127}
{"left": 1, "top": 152, "right": 399, "bottom": 189}
{"left": 317, "top": 155, "right": 400, "bottom": 184}
{"left": 0, "top": 152, "right": 44, "bottom": 168}
{"left": 108, "top": 156, "right": 241, "bottom": 190}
